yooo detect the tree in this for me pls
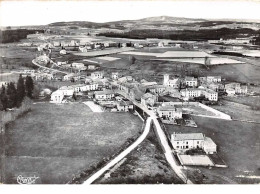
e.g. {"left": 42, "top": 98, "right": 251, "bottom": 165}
{"left": 16, "top": 74, "right": 25, "bottom": 106}
{"left": 25, "top": 76, "right": 34, "bottom": 98}
{"left": 6, "top": 82, "right": 17, "bottom": 108}
{"left": 0, "top": 85, "right": 8, "bottom": 111}
{"left": 131, "top": 56, "right": 136, "bottom": 64}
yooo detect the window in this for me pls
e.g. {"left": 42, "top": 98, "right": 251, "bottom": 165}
{"left": 177, "top": 142, "right": 179, "bottom": 144}
{"left": 176, "top": 146, "right": 179, "bottom": 148}
{"left": 197, "top": 141, "right": 199, "bottom": 144}
{"left": 186, "top": 146, "right": 188, "bottom": 149}
{"left": 186, "top": 142, "right": 188, "bottom": 144}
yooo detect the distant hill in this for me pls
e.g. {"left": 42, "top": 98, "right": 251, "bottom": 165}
{"left": 48, "top": 16, "right": 260, "bottom": 31}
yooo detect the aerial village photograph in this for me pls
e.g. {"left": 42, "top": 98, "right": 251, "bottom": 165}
{"left": 0, "top": 0, "right": 259, "bottom": 190}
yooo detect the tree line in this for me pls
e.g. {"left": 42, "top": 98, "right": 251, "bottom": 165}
{"left": 97, "top": 28, "right": 260, "bottom": 41}
{"left": 0, "top": 29, "right": 44, "bottom": 43}
{"left": 0, "top": 75, "right": 34, "bottom": 111}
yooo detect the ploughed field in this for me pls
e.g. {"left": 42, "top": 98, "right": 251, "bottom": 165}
{"left": 2, "top": 102, "right": 142, "bottom": 184}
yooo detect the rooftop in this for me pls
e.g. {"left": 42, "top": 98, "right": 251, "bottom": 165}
{"left": 141, "top": 92, "right": 156, "bottom": 100}
{"left": 94, "top": 90, "right": 114, "bottom": 95}
{"left": 185, "top": 76, "right": 197, "bottom": 82}
{"left": 171, "top": 133, "right": 205, "bottom": 141}
{"left": 158, "top": 105, "right": 182, "bottom": 112}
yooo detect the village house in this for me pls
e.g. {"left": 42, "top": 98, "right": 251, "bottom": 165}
{"left": 235, "top": 85, "right": 248, "bottom": 94}
{"left": 53, "top": 41, "right": 61, "bottom": 47}
{"left": 181, "top": 88, "right": 203, "bottom": 99}
{"left": 163, "top": 74, "right": 180, "bottom": 88}
{"left": 146, "top": 85, "right": 166, "bottom": 94}
{"left": 71, "top": 62, "right": 86, "bottom": 70}
{"left": 94, "top": 90, "right": 115, "bottom": 100}
{"left": 88, "top": 65, "right": 96, "bottom": 70}
{"left": 63, "top": 73, "right": 75, "bottom": 81}
{"left": 58, "top": 86, "right": 75, "bottom": 96}
{"left": 141, "top": 92, "right": 158, "bottom": 107}
{"left": 50, "top": 90, "right": 64, "bottom": 103}
{"left": 225, "top": 82, "right": 247, "bottom": 95}
{"left": 203, "top": 89, "right": 218, "bottom": 101}
{"left": 111, "top": 72, "right": 119, "bottom": 80}
{"left": 226, "top": 88, "right": 236, "bottom": 96}
{"left": 167, "top": 88, "right": 182, "bottom": 98}
{"left": 91, "top": 71, "right": 104, "bottom": 79}
{"left": 181, "top": 88, "right": 218, "bottom": 101}
{"left": 118, "top": 76, "right": 134, "bottom": 83}
{"left": 157, "top": 105, "right": 182, "bottom": 120}
{"left": 34, "top": 73, "right": 54, "bottom": 81}
{"left": 57, "top": 61, "right": 67, "bottom": 66}
{"left": 60, "top": 49, "right": 67, "bottom": 55}
{"left": 141, "top": 81, "right": 158, "bottom": 87}
{"left": 116, "top": 100, "right": 134, "bottom": 112}
{"left": 184, "top": 76, "right": 198, "bottom": 87}
{"left": 171, "top": 133, "right": 217, "bottom": 154}
{"left": 207, "top": 76, "right": 222, "bottom": 83}
{"left": 118, "top": 82, "right": 135, "bottom": 94}
{"left": 171, "top": 133, "right": 205, "bottom": 150}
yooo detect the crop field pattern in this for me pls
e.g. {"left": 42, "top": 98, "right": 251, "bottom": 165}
{"left": 2, "top": 102, "right": 142, "bottom": 184}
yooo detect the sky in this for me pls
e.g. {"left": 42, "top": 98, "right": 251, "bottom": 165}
{"left": 0, "top": 0, "right": 260, "bottom": 26}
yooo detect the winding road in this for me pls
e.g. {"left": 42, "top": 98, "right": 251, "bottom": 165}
{"left": 32, "top": 59, "right": 68, "bottom": 75}
{"left": 83, "top": 90, "right": 192, "bottom": 184}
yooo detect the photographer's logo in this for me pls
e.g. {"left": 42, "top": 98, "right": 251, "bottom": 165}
{"left": 17, "top": 175, "right": 39, "bottom": 184}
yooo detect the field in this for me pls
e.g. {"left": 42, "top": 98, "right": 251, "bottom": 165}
{"left": 73, "top": 47, "right": 135, "bottom": 57}
{"left": 1, "top": 102, "right": 142, "bottom": 184}
{"left": 0, "top": 45, "right": 37, "bottom": 71}
{"left": 165, "top": 115, "right": 260, "bottom": 184}
{"left": 153, "top": 57, "right": 243, "bottom": 65}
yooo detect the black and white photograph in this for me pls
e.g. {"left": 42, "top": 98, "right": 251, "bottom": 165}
{"left": 0, "top": 0, "right": 259, "bottom": 187}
